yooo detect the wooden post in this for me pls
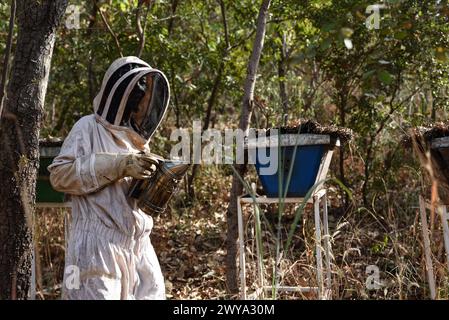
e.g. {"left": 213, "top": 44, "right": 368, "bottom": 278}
{"left": 439, "top": 206, "right": 449, "bottom": 271}
{"left": 322, "top": 192, "right": 332, "bottom": 297}
{"left": 419, "top": 195, "right": 437, "bottom": 299}
{"left": 314, "top": 194, "right": 324, "bottom": 299}
{"left": 237, "top": 197, "right": 247, "bottom": 299}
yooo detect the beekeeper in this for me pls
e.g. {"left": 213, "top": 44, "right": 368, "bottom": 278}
{"left": 48, "top": 56, "right": 170, "bottom": 300}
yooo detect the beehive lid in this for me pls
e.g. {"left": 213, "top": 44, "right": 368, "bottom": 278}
{"left": 246, "top": 134, "right": 338, "bottom": 149}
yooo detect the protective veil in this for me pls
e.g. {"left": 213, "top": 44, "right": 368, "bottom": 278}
{"left": 48, "top": 56, "right": 170, "bottom": 300}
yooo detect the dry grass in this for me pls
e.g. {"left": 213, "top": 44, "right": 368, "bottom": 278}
{"left": 34, "top": 164, "right": 449, "bottom": 300}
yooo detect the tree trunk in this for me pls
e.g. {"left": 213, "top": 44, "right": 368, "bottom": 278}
{"left": 0, "top": 0, "right": 68, "bottom": 300}
{"left": 225, "top": 0, "right": 271, "bottom": 295}
{"left": 167, "top": 0, "right": 179, "bottom": 35}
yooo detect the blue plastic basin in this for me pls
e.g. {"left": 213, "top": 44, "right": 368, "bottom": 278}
{"left": 254, "top": 144, "right": 328, "bottom": 198}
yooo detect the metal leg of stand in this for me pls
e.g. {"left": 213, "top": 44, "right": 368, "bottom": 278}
{"left": 237, "top": 197, "right": 247, "bottom": 300}
{"left": 440, "top": 205, "right": 449, "bottom": 271}
{"left": 419, "top": 195, "right": 437, "bottom": 300}
{"left": 254, "top": 205, "right": 265, "bottom": 298}
{"left": 314, "top": 193, "right": 324, "bottom": 299}
{"left": 322, "top": 192, "right": 332, "bottom": 299}
{"left": 238, "top": 192, "right": 332, "bottom": 300}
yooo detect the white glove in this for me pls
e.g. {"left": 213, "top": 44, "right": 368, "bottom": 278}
{"left": 94, "top": 153, "right": 159, "bottom": 188}
{"left": 119, "top": 153, "right": 159, "bottom": 179}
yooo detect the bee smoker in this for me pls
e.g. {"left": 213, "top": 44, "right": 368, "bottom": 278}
{"left": 128, "top": 159, "right": 190, "bottom": 216}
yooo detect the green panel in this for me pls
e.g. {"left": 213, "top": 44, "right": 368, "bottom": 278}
{"left": 37, "top": 155, "right": 65, "bottom": 203}
{"left": 36, "top": 179, "right": 65, "bottom": 203}
{"left": 39, "top": 157, "right": 54, "bottom": 176}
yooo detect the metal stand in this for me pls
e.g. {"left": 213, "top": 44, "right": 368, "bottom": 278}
{"left": 237, "top": 189, "right": 332, "bottom": 300}
{"left": 418, "top": 195, "right": 449, "bottom": 300}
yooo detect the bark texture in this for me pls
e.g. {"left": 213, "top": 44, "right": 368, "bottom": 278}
{"left": 0, "top": 0, "right": 68, "bottom": 299}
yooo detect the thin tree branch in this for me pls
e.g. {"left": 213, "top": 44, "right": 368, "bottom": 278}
{"left": 156, "top": 14, "right": 180, "bottom": 22}
{"left": 87, "top": 0, "right": 99, "bottom": 104}
{"left": 218, "top": 0, "right": 230, "bottom": 51}
{"left": 99, "top": 8, "right": 123, "bottom": 57}
{"left": 136, "top": 0, "right": 153, "bottom": 58}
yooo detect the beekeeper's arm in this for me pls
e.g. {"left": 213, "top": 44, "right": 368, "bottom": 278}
{"left": 48, "top": 120, "right": 157, "bottom": 196}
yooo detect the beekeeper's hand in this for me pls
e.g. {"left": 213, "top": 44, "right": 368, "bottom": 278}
{"left": 91, "top": 153, "right": 159, "bottom": 190}
{"left": 50, "top": 152, "right": 160, "bottom": 195}
{"left": 119, "top": 153, "right": 159, "bottom": 179}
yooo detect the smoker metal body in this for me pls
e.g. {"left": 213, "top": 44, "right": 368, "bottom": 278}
{"left": 128, "top": 159, "right": 190, "bottom": 216}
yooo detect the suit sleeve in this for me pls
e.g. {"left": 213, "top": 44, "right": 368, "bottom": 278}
{"left": 48, "top": 117, "right": 102, "bottom": 196}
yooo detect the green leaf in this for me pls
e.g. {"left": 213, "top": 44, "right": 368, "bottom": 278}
{"left": 320, "top": 38, "right": 332, "bottom": 50}
{"left": 435, "top": 47, "right": 448, "bottom": 62}
{"left": 394, "top": 31, "right": 408, "bottom": 40}
{"left": 363, "top": 70, "right": 376, "bottom": 80}
{"left": 378, "top": 70, "right": 394, "bottom": 85}
{"left": 322, "top": 23, "right": 336, "bottom": 33}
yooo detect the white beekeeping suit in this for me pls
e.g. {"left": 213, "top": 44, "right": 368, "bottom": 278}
{"left": 48, "top": 56, "right": 170, "bottom": 300}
